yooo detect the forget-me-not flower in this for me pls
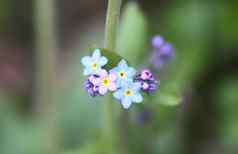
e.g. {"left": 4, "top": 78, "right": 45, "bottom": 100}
{"left": 110, "top": 59, "right": 136, "bottom": 87}
{"left": 113, "top": 81, "right": 143, "bottom": 109}
{"left": 94, "top": 69, "right": 117, "bottom": 95}
{"left": 81, "top": 49, "right": 108, "bottom": 75}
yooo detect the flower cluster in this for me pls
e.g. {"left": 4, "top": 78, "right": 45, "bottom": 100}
{"left": 81, "top": 49, "right": 159, "bottom": 109}
{"left": 150, "top": 35, "right": 175, "bottom": 69}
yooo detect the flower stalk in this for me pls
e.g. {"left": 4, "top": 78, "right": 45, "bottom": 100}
{"left": 34, "top": 0, "right": 59, "bottom": 153}
{"left": 105, "top": 0, "right": 122, "bottom": 50}
{"left": 103, "top": 0, "right": 122, "bottom": 153}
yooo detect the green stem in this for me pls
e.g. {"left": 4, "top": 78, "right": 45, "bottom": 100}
{"left": 105, "top": 0, "right": 122, "bottom": 50}
{"left": 34, "top": 0, "right": 59, "bottom": 153}
{"left": 103, "top": 0, "right": 122, "bottom": 153}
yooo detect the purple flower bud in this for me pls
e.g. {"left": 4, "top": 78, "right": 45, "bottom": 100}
{"left": 152, "top": 35, "right": 164, "bottom": 49}
{"left": 135, "top": 69, "right": 159, "bottom": 93}
{"left": 84, "top": 74, "right": 100, "bottom": 97}
{"left": 142, "top": 82, "right": 149, "bottom": 90}
{"left": 140, "top": 69, "right": 153, "bottom": 80}
{"left": 150, "top": 35, "right": 175, "bottom": 69}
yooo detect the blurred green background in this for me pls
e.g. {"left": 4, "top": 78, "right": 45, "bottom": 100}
{"left": 0, "top": 0, "right": 238, "bottom": 154}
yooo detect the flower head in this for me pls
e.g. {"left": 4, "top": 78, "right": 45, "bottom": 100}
{"left": 81, "top": 49, "right": 108, "bottom": 76}
{"left": 96, "top": 69, "right": 117, "bottom": 95}
{"left": 110, "top": 59, "right": 136, "bottom": 87}
{"left": 84, "top": 74, "right": 100, "bottom": 97}
{"left": 113, "top": 81, "right": 143, "bottom": 109}
{"left": 150, "top": 35, "right": 175, "bottom": 69}
{"left": 135, "top": 69, "right": 159, "bottom": 93}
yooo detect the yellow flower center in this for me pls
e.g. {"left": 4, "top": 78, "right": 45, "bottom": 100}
{"left": 91, "top": 63, "right": 97, "bottom": 70}
{"left": 118, "top": 71, "right": 126, "bottom": 78}
{"left": 124, "top": 89, "right": 133, "bottom": 97}
{"left": 102, "top": 78, "right": 110, "bottom": 87}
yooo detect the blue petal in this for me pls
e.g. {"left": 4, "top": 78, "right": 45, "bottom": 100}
{"left": 81, "top": 56, "right": 91, "bottom": 66}
{"left": 113, "top": 89, "right": 123, "bottom": 100}
{"left": 127, "top": 67, "right": 136, "bottom": 77}
{"left": 83, "top": 68, "right": 93, "bottom": 76}
{"left": 118, "top": 80, "right": 126, "bottom": 88}
{"left": 133, "top": 82, "right": 142, "bottom": 91}
{"left": 110, "top": 67, "right": 119, "bottom": 74}
{"left": 118, "top": 59, "right": 128, "bottom": 69}
{"left": 132, "top": 93, "right": 143, "bottom": 103}
{"left": 119, "top": 79, "right": 133, "bottom": 88}
{"left": 92, "top": 49, "right": 101, "bottom": 59}
{"left": 121, "top": 97, "right": 132, "bottom": 109}
{"left": 99, "top": 56, "right": 108, "bottom": 66}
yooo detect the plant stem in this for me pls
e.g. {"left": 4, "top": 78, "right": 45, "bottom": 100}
{"left": 105, "top": 0, "right": 122, "bottom": 50}
{"left": 34, "top": 0, "right": 59, "bottom": 153}
{"left": 103, "top": 0, "right": 122, "bottom": 153}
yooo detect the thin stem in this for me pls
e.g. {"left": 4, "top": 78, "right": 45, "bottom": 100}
{"left": 34, "top": 0, "right": 59, "bottom": 153}
{"left": 103, "top": 0, "right": 122, "bottom": 153}
{"left": 104, "top": 0, "right": 122, "bottom": 50}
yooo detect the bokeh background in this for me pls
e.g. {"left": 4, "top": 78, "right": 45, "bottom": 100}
{"left": 0, "top": 0, "right": 238, "bottom": 154}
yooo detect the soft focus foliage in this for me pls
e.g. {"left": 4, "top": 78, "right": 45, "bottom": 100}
{"left": 0, "top": 0, "right": 238, "bottom": 154}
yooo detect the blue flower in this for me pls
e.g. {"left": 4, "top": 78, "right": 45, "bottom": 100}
{"left": 110, "top": 59, "right": 136, "bottom": 87}
{"left": 81, "top": 49, "right": 108, "bottom": 76}
{"left": 113, "top": 81, "right": 143, "bottom": 109}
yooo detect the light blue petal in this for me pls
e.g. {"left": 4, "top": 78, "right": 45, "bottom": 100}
{"left": 110, "top": 67, "right": 119, "bottom": 74}
{"left": 127, "top": 67, "right": 136, "bottom": 77}
{"left": 133, "top": 82, "right": 142, "bottom": 91}
{"left": 119, "top": 79, "right": 133, "bottom": 88}
{"left": 125, "top": 79, "right": 134, "bottom": 87}
{"left": 132, "top": 93, "right": 143, "bottom": 103}
{"left": 118, "top": 59, "right": 128, "bottom": 69}
{"left": 94, "top": 68, "right": 102, "bottom": 75}
{"left": 92, "top": 49, "right": 101, "bottom": 59}
{"left": 83, "top": 68, "right": 93, "bottom": 76}
{"left": 81, "top": 56, "right": 91, "bottom": 66}
{"left": 121, "top": 97, "right": 132, "bottom": 109}
{"left": 99, "top": 56, "right": 108, "bottom": 66}
{"left": 113, "top": 90, "right": 123, "bottom": 100}
{"left": 118, "top": 80, "right": 127, "bottom": 88}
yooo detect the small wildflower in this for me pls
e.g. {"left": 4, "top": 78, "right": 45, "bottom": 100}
{"left": 97, "top": 69, "right": 117, "bottom": 95}
{"left": 150, "top": 35, "right": 175, "bottom": 69}
{"left": 135, "top": 69, "right": 159, "bottom": 93}
{"left": 110, "top": 59, "right": 136, "bottom": 87}
{"left": 81, "top": 49, "right": 108, "bottom": 75}
{"left": 84, "top": 74, "right": 100, "bottom": 97}
{"left": 113, "top": 81, "right": 143, "bottom": 109}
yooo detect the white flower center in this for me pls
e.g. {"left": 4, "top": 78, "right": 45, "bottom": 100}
{"left": 124, "top": 89, "right": 133, "bottom": 97}
{"left": 118, "top": 71, "right": 126, "bottom": 78}
{"left": 91, "top": 63, "right": 97, "bottom": 70}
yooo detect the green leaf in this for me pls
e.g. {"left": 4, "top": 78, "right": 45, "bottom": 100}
{"left": 156, "top": 92, "right": 182, "bottom": 106}
{"left": 117, "top": 2, "right": 148, "bottom": 66}
{"left": 87, "top": 48, "right": 126, "bottom": 69}
{"left": 99, "top": 48, "right": 124, "bottom": 69}
{"left": 155, "top": 83, "right": 182, "bottom": 106}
